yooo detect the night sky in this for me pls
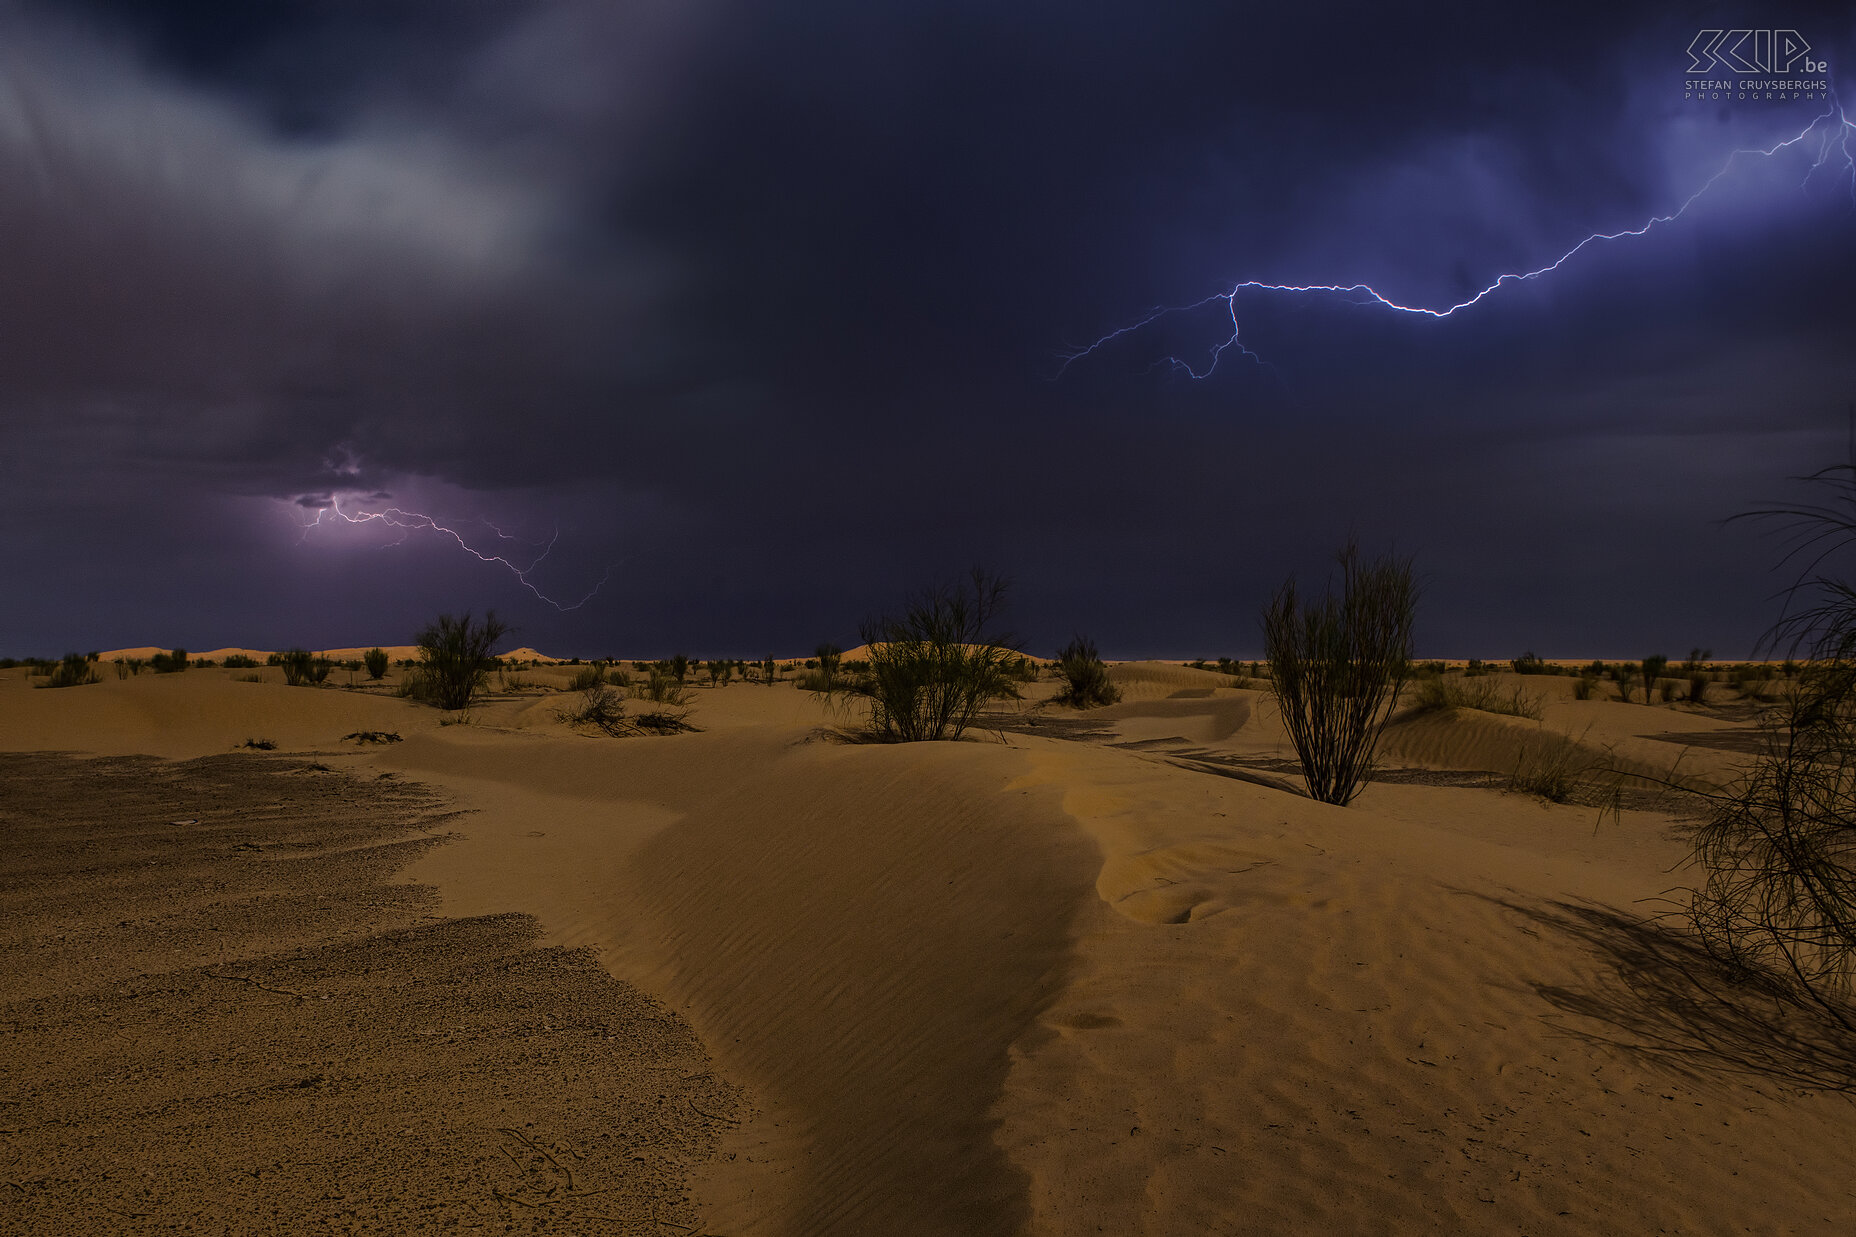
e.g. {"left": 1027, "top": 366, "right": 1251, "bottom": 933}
{"left": 5, "top": 1, "right": 1855, "bottom": 660}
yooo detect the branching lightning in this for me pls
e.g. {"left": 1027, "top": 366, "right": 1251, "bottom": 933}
{"left": 1061, "top": 93, "right": 1856, "bottom": 379}
{"left": 300, "top": 495, "right": 611, "bottom": 611}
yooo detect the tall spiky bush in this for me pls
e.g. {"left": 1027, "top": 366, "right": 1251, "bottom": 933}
{"left": 1262, "top": 543, "right": 1417, "bottom": 806}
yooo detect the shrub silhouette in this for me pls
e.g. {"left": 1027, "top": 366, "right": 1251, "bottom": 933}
{"left": 814, "top": 643, "right": 842, "bottom": 689}
{"left": 1053, "top": 636, "right": 1120, "bottom": 708}
{"left": 631, "top": 668, "right": 690, "bottom": 707}
{"left": 39, "top": 653, "right": 99, "bottom": 689}
{"left": 1408, "top": 675, "right": 1541, "bottom": 720}
{"left": 363, "top": 647, "right": 389, "bottom": 680}
{"left": 859, "top": 568, "right": 1019, "bottom": 742}
{"left": 414, "top": 612, "right": 509, "bottom": 711}
{"left": 1643, "top": 654, "right": 1669, "bottom": 705}
{"left": 1686, "top": 463, "right": 1856, "bottom": 1027}
{"left": 558, "top": 684, "right": 630, "bottom": 735}
{"left": 150, "top": 648, "right": 189, "bottom": 674}
{"left": 278, "top": 649, "right": 314, "bottom": 687}
{"left": 1263, "top": 543, "right": 1416, "bottom": 806}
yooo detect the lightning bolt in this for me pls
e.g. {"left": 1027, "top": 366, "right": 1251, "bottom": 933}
{"left": 1061, "top": 92, "right": 1856, "bottom": 379}
{"left": 302, "top": 496, "right": 611, "bottom": 612}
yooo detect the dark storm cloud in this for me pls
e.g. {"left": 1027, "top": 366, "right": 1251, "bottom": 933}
{"left": 5, "top": 0, "right": 1856, "bottom": 656}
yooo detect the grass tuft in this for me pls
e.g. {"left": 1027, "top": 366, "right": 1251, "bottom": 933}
{"left": 1408, "top": 675, "right": 1542, "bottom": 720}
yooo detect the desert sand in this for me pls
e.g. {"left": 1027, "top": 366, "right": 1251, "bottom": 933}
{"left": 4, "top": 659, "right": 1854, "bottom": 1234}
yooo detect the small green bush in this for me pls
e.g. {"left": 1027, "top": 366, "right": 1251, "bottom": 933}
{"left": 363, "top": 647, "right": 389, "bottom": 680}
{"left": 1053, "top": 636, "right": 1120, "bottom": 708}
{"left": 859, "top": 569, "right": 1020, "bottom": 742}
{"left": 150, "top": 648, "right": 189, "bottom": 674}
{"left": 223, "top": 654, "right": 259, "bottom": 668}
{"left": 1511, "top": 651, "right": 1546, "bottom": 675}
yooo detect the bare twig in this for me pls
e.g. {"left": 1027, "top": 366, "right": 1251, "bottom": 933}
{"left": 203, "top": 970, "right": 308, "bottom": 1000}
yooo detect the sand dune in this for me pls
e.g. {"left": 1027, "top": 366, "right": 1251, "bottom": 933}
{"left": 5, "top": 664, "right": 1854, "bottom": 1234}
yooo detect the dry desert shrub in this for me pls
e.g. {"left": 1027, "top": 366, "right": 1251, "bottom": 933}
{"left": 1052, "top": 635, "right": 1120, "bottom": 708}
{"left": 1687, "top": 463, "right": 1856, "bottom": 1028}
{"left": 1263, "top": 542, "right": 1416, "bottom": 806}
{"left": 149, "top": 648, "right": 188, "bottom": 674}
{"left": 631, "top": 668, "right": 690, "bottom": 708}
{"left": 412, "top": 611, "right": 508, "bottom": 711}
{"left": 1408, "top": 673, "right": 1542, "bottom": 720}
{"left": 859, "top": 568, "right": 1020, "bottom": 742}
{"left": 37, "top": 653, "right": 98, "bottom": 689}
{"left": 277, "top": 648, "right": 332, "bottom": 687}
{"left": 1507, "top": 728, "right": 1600, "bottom": 804}
{"left": 559, "top": 683, "right": 692, "bottom": 735}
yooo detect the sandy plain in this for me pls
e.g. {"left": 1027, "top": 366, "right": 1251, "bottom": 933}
{"left": 3, "top": 657, "right": 1853, "bottom": 1234}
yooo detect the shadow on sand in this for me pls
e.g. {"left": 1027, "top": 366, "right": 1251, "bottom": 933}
{"left": 1479, "top": 893, "right": 1856, "bottom": 1095}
